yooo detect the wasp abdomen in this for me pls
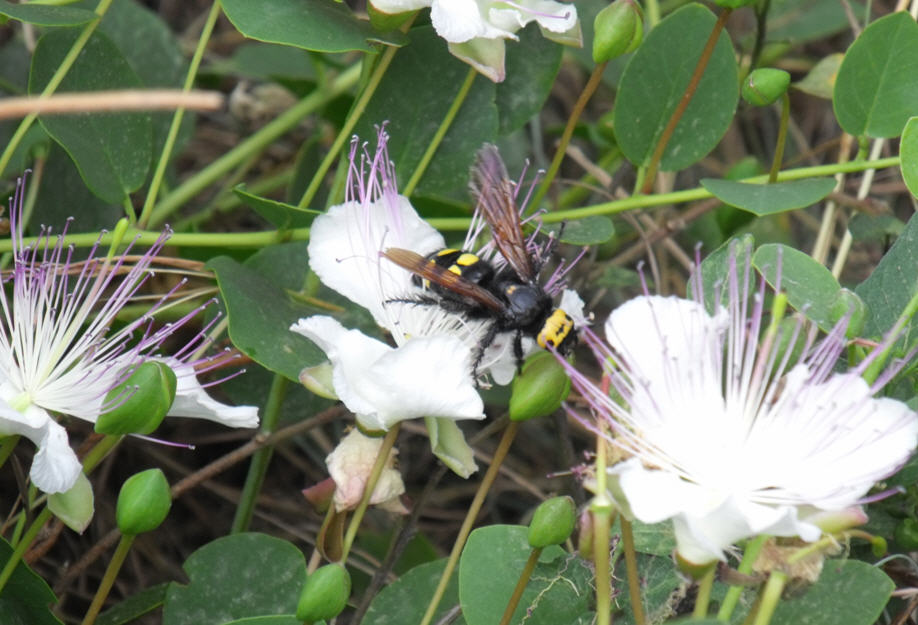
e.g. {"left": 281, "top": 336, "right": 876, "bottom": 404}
{"left": 537, "top": 309, "right": 577, "bottom": 353}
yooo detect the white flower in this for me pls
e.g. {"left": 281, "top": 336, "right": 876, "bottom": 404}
{"left": 0, "top": 180, "right": 259, "bottom": 495}
{"left": 326, "top": 428, "right": 406, "bottom": 513}
{"left": 370, "top": 0, "right": 581, "bottom": 82}
{"left": 563, "top": 249, "right": 918, "bottom": 565}
{"left": 291, "top": 128, "right": 488, "bottom": 431}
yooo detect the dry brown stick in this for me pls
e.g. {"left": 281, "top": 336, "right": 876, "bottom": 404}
{"left": 0, "top": 90, "right": 223, "bottom": 120}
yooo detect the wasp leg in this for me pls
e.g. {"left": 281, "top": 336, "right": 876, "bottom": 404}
{"left": 470, "top": 321, "right": 500, "bottom": 387}
{"left": 513, "top": 330, "right": 525, "bottom": 372}
{"left": 384, "top": 295, "right": 442, "bottom": 307}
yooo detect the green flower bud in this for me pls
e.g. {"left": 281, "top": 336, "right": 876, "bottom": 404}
{"left": 829, "top": 288, "right": 867, "bottom": 338}
{"left": 576, "top": 507, "right": 594, "bottom": 559}
{"left": 870, "top": 535, "right": 888, "bottom": 558}
{"left": 509, "top": 351, "right": 571, "bottom": 422}
{"left": 116, "top": 468, "right": 171, "bottom": 535}
{"left": 299, "top": 362, "right": 338, "bottom": 400}
{"left": 297, "top": 563, "right": 351, "bottom": 623}
{"left": 528, "top": 496, "right": 576, "bottom": 548}
{"left": 95, "top": 361, "right": 177, "bottom": 435}
{"left": 741, "top": 68, "right": 791, "bottom": 106}
{"left": 593, "top": 0, "right": 643, "bottom": 63}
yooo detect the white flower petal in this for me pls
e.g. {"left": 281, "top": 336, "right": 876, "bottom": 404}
{"left": 0, "top": 397, "right": 83, "bottom": 494}
{"left": 432, "top": 0, "right": 512, "bottom": 42}
{"left": 161, "top": 359, "right": 259, "bottom": 428}
{"left": 518, "top": 0, "right": 579, "bottom": 33}
{"left": 308, "top": 199, "right": 444, "bottom": 326}
{"left": 326, "top": 429, "right": 405, "bottom": 511}
{"left": 671, "top": 497, "right": 819, "bottom": 564}
{"left": 292, "top": 316, "right": 484, "bottom": 430}
{"left": 570, "top": 250, "right": 918, "bottom": 565}
{"left": 749, "top": 372, "right": 918, "bottom": 509}
{"left": 605, "top": 295, "right": 726, "bottom": 389}
{"left": 560, "top": 288, "right": 588, "bottom": 326}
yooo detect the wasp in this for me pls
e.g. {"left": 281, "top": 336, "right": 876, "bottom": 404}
{"left": 383, "top": 144, "right": 578, "bottom": 378}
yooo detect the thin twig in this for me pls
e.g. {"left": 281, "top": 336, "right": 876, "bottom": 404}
{"left": 0, "top": 90, "right": 223, "bottom": 120}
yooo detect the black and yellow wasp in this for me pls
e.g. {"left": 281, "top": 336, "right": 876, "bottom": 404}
{"left": 383, "top": 144, "right": 577, "bottom": 377}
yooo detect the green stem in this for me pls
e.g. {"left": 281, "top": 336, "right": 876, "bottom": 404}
{"left": 231, "top": 374, "right": 288, "bottom": 533}
{"left": 148, "top": 63, "right": 361, "bottom": 227}
{"left": 646, "top": 0, "right": 661, "bottom": 26}
{"left": 693, "top": 565, "right": 716, "bottom": 619}
{"left": 751, "top": 571, "right": 787, "bottom": 625}
{"left": 0, "top": 0, "right": 115, "bottom": 177}
{"left": 768, "top": 93, "right": 790, "bottom": 183}
{"left": 82, "top": 435, "right": 123, "bottom": 473}
{"left": 418, "top": 421, "right": 520, "bottom": 625}
{"left": 497, "top": 547, "right": 543, "bottom": 625}
{"left": 718, "top": 534, "right": 768, "bottom": 622}
{"left": 535, "top": 156, "right": 901, "bottom": 224}
{"left": 621, "top": 519, "right": 645, "bottom": 625}
{"left": 530, "top": 60, "right": 608, "bottom": 210}
{"left": 402, "top": 68, "right": 478, "bottom": 197}
{"left": 80, "top": 533, "right": 136, "bottom": 625}
{"left": 641, "top": 8, "right": 732, "bottom": 194}
{"left": 402, "top": 67, "right": 477, "bottom": 197}
{"left": 297, "top": 38, "right": 406, "bottom": 210}
{"left": 0, "top": 156, "right": 900, "bottom": 254}
{"left": 593, "top": 423, "right": 613, "bottom": 625}
{"left": 138, "top": 0, "right": 220, "bottom": 228}
{"left": 0, "top": 507, "right": 53, "bottom": 594}
{"left": 593, "top": 497, "right": 613, "bottom": 625}
{"left": 340, "top": 424, "right": 402, "bottom": 562}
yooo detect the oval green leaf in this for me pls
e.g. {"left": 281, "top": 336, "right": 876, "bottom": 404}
{"left": 771, "top": 560, "right": 893, "bottom": 625}
{"left": 496, "top": 24, "right": 563, "bottom": 134}
{"left": 793, "top": 52, "right": 842, "bottom": 99}
{"left": 220, "top": 0, "right": 405, "bottom": 53}
{"left": 0, "top": 538, "right": 62, "bottom": 625}
{"left": 691, "top": 234, "right": 756, "bottom": 311}
{"left": 361, "top": 559, "right": 463, "bottom": 625}
{"left": 163, "top": 533, "right": 305, "bottom": 625}
{"left": 458, "top": 525, "right": 593, "bottom": 625}
{"left": 833, "top": 11, "right": 918, "bottom": 138}
{"left": 98, "top": 0, "right": 194, "bottom": 157}
{"left": 855, "top": 211, "right": 918, "bottom": 343}
{"left": 208, "top": 246, "right": 324, "bottom": 382}
{"left": 902, "top": 116, "right": 918, "bottom": 198}
{"left": 701, "top": 177, "right": 836, "bottom": 216}
{"left": 0, "top": 0, "right": 95, "bottom": 26}
{"left": 29, "top": 30, "right": 152, "bottom": 204}
{"left": 233, "top": 184, "right": 319, "bottom": 229}
{"left": 767, "top": 0, "right": 862, "bottom": 44}
{"left": 354, "top": 26, "right": 498, "bottom": 199}
{"left": 613, "top": 3, "right": 738, "bottom": 171}
{"left": 753, "top": 243, "right": 841, "bottom": 331}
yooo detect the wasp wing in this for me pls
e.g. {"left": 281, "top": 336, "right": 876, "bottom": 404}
{"left": 383, "top": 248, "right": 505, "bottom": 312}
{"left": 469, "top": 144, "right": 537, "bottom": 282}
